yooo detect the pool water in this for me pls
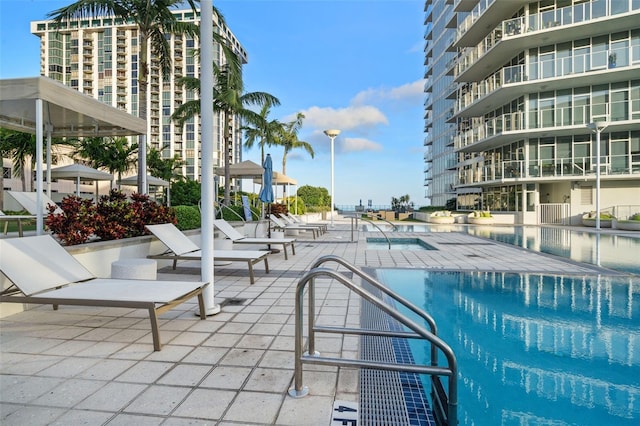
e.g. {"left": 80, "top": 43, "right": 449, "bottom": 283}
{"left": 362, "top": 224, "right": 640, "bottom": 275}
{"left": 366, "top": 237, "right": 436, "bottom": 251}
{"left": 376, "top": 268, "right": 640, "bottom": 426}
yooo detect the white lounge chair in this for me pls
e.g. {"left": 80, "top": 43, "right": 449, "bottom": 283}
{"left": 282, "top": 213, "right": 327, "bottom": 234}
{"left": 0, "top": 210, "right": 36, "bottom": 237}
{"left": 268, "top": 215, "right": 318, "bottom": 239}
{"left": 146, "top": 223, "right": 270, "bottom": 284}
{"left": 7, "top": 190, "right": 63, "bottom": 215}
{"left": 213, "top": 219, "right": 296, "bottom": 260}
{"left": 0, "top": 235, "right": 207, "bottom": 351}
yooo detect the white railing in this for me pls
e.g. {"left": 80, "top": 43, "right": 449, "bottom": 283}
{"left": 539, "top": 203, "right": 571, "bottom": 225}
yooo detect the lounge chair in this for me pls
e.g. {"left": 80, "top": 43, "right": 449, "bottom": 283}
{"left": 7, "top": 190, "right": 63, "bottom": 215}
{"left": 0, "top": 210, "right": 36, "bottom": 237}
{"left": 0, "top": 235, "right": 207, "bottom": 351}
{"left": 268, "top": 215, "right": 318, "bottom": 239}
{"left": 146, "top": 223, "right": 270, "bottom": 284}
{"left": 282, "top": 213, "right": 327, "bottom": 234}
{"left": 213, "top": 219, "right": 296, "bottom": 260}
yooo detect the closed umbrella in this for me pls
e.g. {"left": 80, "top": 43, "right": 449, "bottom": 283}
{"left": 258, "top": 154, "right": 275, "bottom": 240}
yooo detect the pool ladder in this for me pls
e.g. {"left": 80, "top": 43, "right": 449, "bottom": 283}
{"left": 359, "top": 217, "right": 394, "bottom": 249}
{"left": 288, "top": 255, "right": 458, "bottom": 426}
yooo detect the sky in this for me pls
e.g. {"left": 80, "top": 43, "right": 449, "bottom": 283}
{"left": 0, "top": 0, "right": 427, "bottom": 208}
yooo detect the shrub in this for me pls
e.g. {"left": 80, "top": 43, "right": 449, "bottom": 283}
{"left": 631, "top": 213, "right": 640, "bottom": 221}
{"left": 45, "top": 196, "right": 96, "bottom": 245}
{"left": 269, "top": 203, "right": 288, "bottom": 215}
{"left": 174, "top": 205, "right": 201, "bottom": 230}
{"left": 47, "top": 190, "right": 176, "bottom": 245}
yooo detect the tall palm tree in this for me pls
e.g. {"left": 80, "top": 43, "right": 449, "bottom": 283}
{"left": 47, "top": 0, "right": 201, "bottom": 194}
{"left": 173, "top": 64, "right": 280, "bottom": 205}
{"left": 274, "top": 113, "right": 314, "bottom": 176}
{"left": 242, "top": 101, "right": 283, "bottom": 165}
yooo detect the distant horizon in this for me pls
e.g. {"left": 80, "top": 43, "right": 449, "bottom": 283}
{"left": 0, "top": 0, "right": 430, "bottom": 208}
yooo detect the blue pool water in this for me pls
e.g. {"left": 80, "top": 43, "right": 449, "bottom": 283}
{"left": 376, "top": 269, "right": 640, "bottom": 426}
{"left": 362, "top": 223, "right": 640, "bottom": 275}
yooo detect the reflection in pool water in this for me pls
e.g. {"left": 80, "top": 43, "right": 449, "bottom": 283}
{"left": 377, "top": 269, "right": 640, "bottom": 426}
{"left": 361, "top": 223, "right": 640, "bottom": 275}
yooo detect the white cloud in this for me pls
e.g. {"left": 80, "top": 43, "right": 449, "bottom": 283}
{"left": 292, "top": 105, "right": 388, "bottom": 132}
{"left": 351, "top": 79, "right": 424, "bottom": 106}
{"left": 340, "top": 137, "right": 383, "bottom": 153}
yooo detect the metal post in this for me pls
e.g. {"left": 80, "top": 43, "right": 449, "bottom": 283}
{"left": 323, "top": 130, "right": 340, "bottom": 228}
{"left": 595, "top": 127, "right": 601, "bottom": 230}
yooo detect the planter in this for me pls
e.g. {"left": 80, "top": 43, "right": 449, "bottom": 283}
{"left": 468, "top": 216, "right": 495, "bottom": 225}
{"left": 428, "top": 215, "right": 455, "bottom": 224}
{"left": 616, "top": 220, "right": 640, "bottom": 231}
{"left": 582, "top": 213, "right": 613, "bottom": 228}
{"left": 214, "top": 238, "right": 233, "bottom": 265}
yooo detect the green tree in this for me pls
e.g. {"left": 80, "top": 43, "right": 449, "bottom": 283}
{"left": 170, "top": 178, "right": 201, "bottom": 206}
{"left": 147, "top": 145, "right": 184, "bottom": 182}
{"left": 172, "top": 64, "right": 280, "bottom": 205}
{"left": 242, "top": 101, "right": 283, "bottom": 165}
{"left": 0, "top": 128, "right": 73, "bottom": 191}
{"left": 297, "top": 185, "right": 329, "bottom": 208}
{"left": 274, "top": 112, "right": 314, "bottom": 176}
{"left": 48, "top": 0, "right": 201, "bottom": 194}
{"left": 74, "top": 136, "right": 138, "bottom": 187}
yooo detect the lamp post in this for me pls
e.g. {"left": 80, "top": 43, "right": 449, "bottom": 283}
{"left": 323, "top": 129, "right": 340, "bottom": 227}
{"left": 587, "top": 120, "right": 608, "bottom": 230}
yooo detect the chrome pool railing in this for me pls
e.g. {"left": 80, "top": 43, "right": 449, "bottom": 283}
{"left": 288, "top": 255, "right": 458, "bottom": 426}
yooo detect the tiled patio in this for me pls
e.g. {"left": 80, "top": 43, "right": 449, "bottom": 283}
{"left": 0, "top": 219, "right": 614, "bottom": 425}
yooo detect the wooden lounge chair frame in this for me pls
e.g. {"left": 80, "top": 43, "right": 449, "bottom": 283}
{"left": 213, "top": 219, "right": 296, "bottom": 260}
{"left": 0, "top": 235, "right": 207, "bottom": 351}
{"left": 146, "top": 223, "right": 270, "bottom": 284}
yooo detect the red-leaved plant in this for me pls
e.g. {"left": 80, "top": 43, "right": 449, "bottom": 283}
{"left": 45, "top": 196, "right": 96, "bottom": 245}
{"left": 46, "top": 190, "right": 176, "bottom": 245}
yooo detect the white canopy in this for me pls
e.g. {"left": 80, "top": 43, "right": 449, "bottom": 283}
{"left": 215, "top": 160, "right": 264, "bottom": 178}
{"left": 119, "top": 175, "right": 169, "bottom": 186}
{"left": 0, "top": 76, "right": 147, "bottom": 233}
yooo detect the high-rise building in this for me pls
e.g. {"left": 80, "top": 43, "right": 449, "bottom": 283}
{"left": 425, "top": 0, "right": 640, "bottom": 224}
{"left": 31, "top": 8, "right": 247, "bottom": 184}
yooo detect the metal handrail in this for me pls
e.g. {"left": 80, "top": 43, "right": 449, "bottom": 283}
{"left": 360, "top": 218, "right": 393, "bottom": 249}
{"left": 310, "top": 255, "right": 439, "bottom": 365}
{"left": 288, "top": 262, "right": 458, "bottom": 426}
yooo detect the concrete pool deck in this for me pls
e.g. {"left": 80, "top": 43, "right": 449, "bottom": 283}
{"left": 0, "top": 218, "right": 625, "bottom": 425}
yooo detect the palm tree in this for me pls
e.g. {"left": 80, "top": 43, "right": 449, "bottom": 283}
{"left": 242, "top": 101, "right": 283, "bottom": 165}
{"left": 0, "top": 129, "right": 74, "bottom": 192}
{"left": 74, "top": 136, "right": 138, "bottom": 188}
{"left": 274, "top": 113, "right": 314, "bottom": 176}
{"left": 173, "top": 64, "right": 280, "bottom": 205}
{"left": 47, "top": 0, "right": 201, "bottom": 194}
{"left": 147, "top": 145, "right": 184, "bottom": 183}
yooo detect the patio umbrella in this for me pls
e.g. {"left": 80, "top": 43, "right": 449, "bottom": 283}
{"left": 258, "top": 154, "right": 274, "bottom": 239}
{"left": 118, "top": 175, "right": 171, "bottom": 205}
{"left": 48, "top": 163, "right": 113, "bottom": 196}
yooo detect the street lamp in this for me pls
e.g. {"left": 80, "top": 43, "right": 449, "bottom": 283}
{"left": 587, "top": 120, "right": 608, "bottom": 230}
{"left": 323, "top": 129, "right": 340, "bottom": 227}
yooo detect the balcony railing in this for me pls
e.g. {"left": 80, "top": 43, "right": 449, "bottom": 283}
{"left": 457, "top": 0, "right": 640, "bottom": 77}
{"left": 454, "top": 112, "right": 525, "bottom": 149}
{"left": 456, "top": 0, "right": 497, "bottom": 44}
{"left": 458, "top": 154, "right": 640, "bottom": 185}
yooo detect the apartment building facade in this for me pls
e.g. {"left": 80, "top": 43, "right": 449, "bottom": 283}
{"left": 27, "top": 8, "right": 246, "bottom": 193}
{"left": 425, "top": 0, "right": 640, "bottom": 224}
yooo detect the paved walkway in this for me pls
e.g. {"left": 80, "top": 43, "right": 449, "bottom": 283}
{"left": 0, "top": 219, "right": 620, "bottom": 425}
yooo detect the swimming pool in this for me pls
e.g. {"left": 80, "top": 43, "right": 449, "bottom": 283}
{"left": 361, "top": 223, "right": 640, "bottom": 275}
{"left": 375, "top": 268, "right": 640, "bottom": 426}
{"left": 366, "top": 237, "right": 436, "bottom": 250}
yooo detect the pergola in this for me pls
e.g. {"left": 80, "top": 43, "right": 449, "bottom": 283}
{"left": 0, "top": 76, "right": 147, "bottom": 234}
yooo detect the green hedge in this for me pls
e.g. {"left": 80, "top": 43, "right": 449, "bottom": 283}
{"left": 174, "top": 205, "right": 201, "bottom": 230}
